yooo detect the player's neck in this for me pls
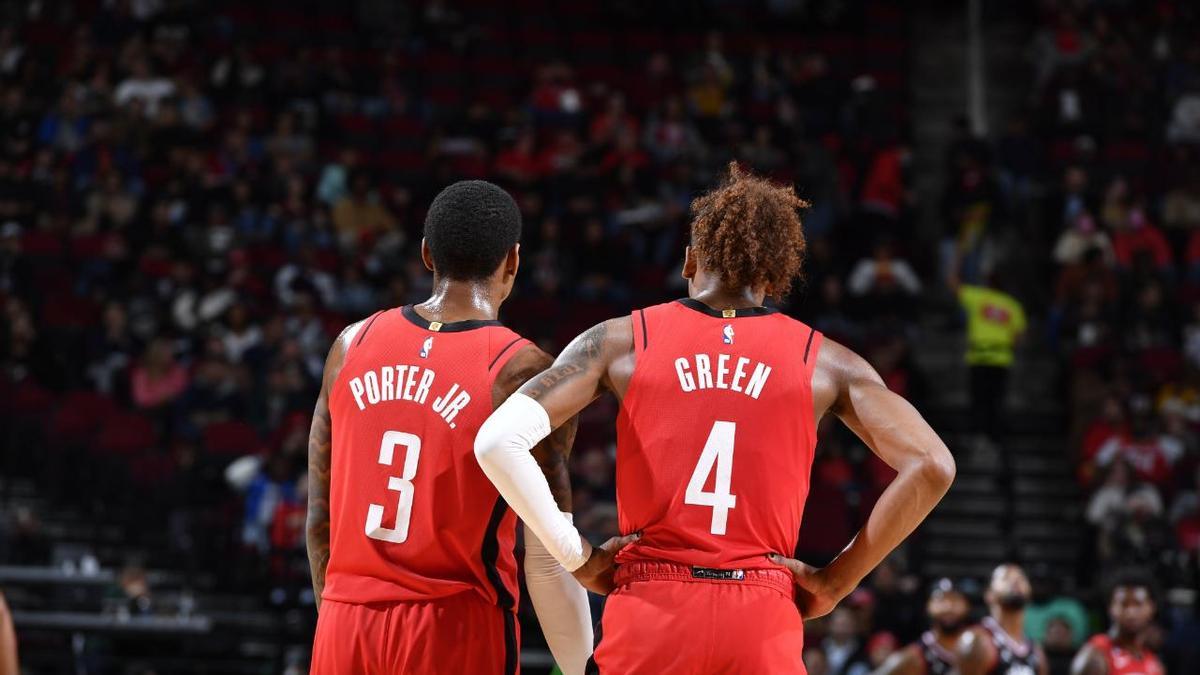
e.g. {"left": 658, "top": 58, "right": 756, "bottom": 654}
{"left": 1109, "top": 627, "right": 1143, "bottom": 653}
{"left": 934, "top": 629, "right": 960, "bottom": 652}
{"left": 993, "top": 610, "right": 1025, "bottom": 640}
{"left": 688, "top": 276, "right": 766, "bottom": 310}
{"left": 416, "top": 278, "right": 501, "bottom": 323}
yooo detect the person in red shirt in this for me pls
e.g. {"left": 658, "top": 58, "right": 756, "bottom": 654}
{"left": 1111, "top": 206, "right": 1172, "bottom": 271}
{"left": 474, "top": 163, "right": 955, "bottom": 673}
{"left": 1070, "top": 570, "right": 1164, "bottom": 675}
{"left": 307, "top": 181, "right": 623, "bottom": 674}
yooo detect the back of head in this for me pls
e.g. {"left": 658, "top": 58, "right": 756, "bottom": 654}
{"left": 424, "top": 180, "right": 522, "bottom": 280}
{"left": 689, "top": 162, "right": 809, "bottom": 297}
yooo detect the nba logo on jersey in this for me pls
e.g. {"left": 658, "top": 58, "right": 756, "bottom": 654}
{"left": 722, "top": 324, "right": 735, "bottom": 345}
{"left": 420, "top": 336, "right": 433, "bottom": 358}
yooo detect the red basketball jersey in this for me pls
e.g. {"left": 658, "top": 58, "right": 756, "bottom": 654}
{"left": 614, "top": 298, "right": 823, "bottom": 568}
{"left": 322, "top": 305, "right": 531, "bottom": 609}
{"left": 1087, "top": 634, "right": 1164, "bottom": 675}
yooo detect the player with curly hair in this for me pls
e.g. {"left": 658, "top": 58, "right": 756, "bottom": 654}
{"left": 475, "top": 163, "right": 956, "bottom": 673}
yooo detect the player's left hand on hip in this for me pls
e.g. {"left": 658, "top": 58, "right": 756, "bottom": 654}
{"left": 767, "top": 553, "right": 842, "bottom": 620}
{"left": 571, "top": 532, "right": 641, "bottom": 595}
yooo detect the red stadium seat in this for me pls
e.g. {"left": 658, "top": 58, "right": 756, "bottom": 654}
{"left": 47, "top": 391, "right": 118, "bottom": 447}
{"left": 97, "top": 412, "right": 158, "bottom": 457}
{"left": 203, "top": 420, "right": 261, "bottom": 457}
{"left": 3, "top": 379, "right": 54, "bottom": 420}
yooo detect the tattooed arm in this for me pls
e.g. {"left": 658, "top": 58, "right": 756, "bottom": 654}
{"left": 306, "top": 322, "right": 359, "bottom": 610}
{"left": 476, "top": 319, "right": 639, "bottom": 594}
{"left": 493, "top": 345, "right": 580, "bottom": 512}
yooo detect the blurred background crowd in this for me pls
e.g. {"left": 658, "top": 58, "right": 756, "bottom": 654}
{"left": 0, "top": 0, "right": 1199, "bottom": 673}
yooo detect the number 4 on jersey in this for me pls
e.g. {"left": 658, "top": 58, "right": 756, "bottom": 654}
{"left": 685, "top": 421, "right": 738, "bottom": 535}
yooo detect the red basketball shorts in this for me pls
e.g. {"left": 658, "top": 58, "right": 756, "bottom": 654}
{"left": 311, "top": 591, "right": 519, "bottom": 674}
{"left": 589, "top": 560, "right": 807, "bottom": 674}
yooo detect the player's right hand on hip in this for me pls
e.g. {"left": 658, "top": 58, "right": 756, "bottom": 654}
{"left": 767, "top": 553, "right": 841, "bottom": 620}
{"left": 571, "top": 532, "right": 641, "bottom": 595}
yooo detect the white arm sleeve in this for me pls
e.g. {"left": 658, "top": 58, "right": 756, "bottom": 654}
{"left": 475, "top": 393, "right": 590, "bottom": 570}
{"left": 525, "top": 519, "right": 593, "bottom": 675}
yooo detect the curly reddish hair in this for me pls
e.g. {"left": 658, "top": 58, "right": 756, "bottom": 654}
{"left": 689, "top": 162, "right": 809, "bottom": 297}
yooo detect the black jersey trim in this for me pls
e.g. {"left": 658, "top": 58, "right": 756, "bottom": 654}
{"left": 401, "top": 304, "right": 503, "bottom": 332}
{"left": 803, "top": 327, "right": 816, "bottom": 363}
{"left": 354, "top": 310, "right": 385, "bottom": 346}
{"left": 676, "top": 297, "right": 779, "bottom": 318}
{"left": 481, "top": 496, "right": 518, "bottom": 674}
{"left": 500, "top": 610, "right": 518, "bottom": 675}
{"left": 638, "top": 308, "right": 648, "bottom": 349}
{"left": 488, "top": 337, "right": 526, "bottom": 372}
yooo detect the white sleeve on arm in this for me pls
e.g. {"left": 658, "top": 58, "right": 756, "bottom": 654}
{"left": 525, "top": 519, "right": 593, "bottom": 675}
{"left": 475, "top": 393, "right": 590, "bottom": 571}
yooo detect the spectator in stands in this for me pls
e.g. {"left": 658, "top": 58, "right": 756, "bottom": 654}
{"left": 1087, "top": 456, "right": 1171, "bottom": 570}
{"left": 846, "top": 238, "right": 921, "bottom": 320}
{"left": 1110, "top": 204, "right": 1173, "bottom": 274}
{"left": 110, "top": 563, "right": 154, "bottom": 616}
{"left": 866, "top": 632, "right": 898, "bottom": 671}
{"left": 644, "top": 96, "right": 705, "bottom": 164}
{"left": 1053, "top": 212, "right": 1113, "bottom": 266}
{"left": 1040, "top": 616, "right": 1076, "bottom": 675}
{"left": 822, "top": 607, "right": 871, "bottom": 675}
{"left": 332, "top": 170, "right": 397, "bottom": 244}
{"left": 941, "top": 152, "right": 999, "bottom": 285}
{"left": 113, "top": 57, "right": 175, "bottom": 117}
{"left": 804, "top": 646, "right": 830, "bottom": 675}
{"left": 1094, "top": 395, "right": 1184, "bottom": 491}
{"left": 130, "top": 337, "right": 188, "bottom": 411}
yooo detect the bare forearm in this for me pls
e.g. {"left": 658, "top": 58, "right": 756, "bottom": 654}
{"left": 533, "top": 415, "right": 579, "bottom": 512}
{"left": 825, "top": 452, "right": 953, "bottom": 594}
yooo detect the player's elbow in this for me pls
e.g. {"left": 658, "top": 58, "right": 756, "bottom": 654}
{"left": 921, "top": 443, "right": 956, "bottom": 493}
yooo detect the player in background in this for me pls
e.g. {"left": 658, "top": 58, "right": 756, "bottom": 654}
{"left": 307, "top": 180, "right": 623, "bottom": 674}
{"left": 475, "top": 163, "right": 956, "bottom": 673}
{"left": 957, "top": 564, "right": 1048, "bottom": 675}
{"left": 1070, "top": 570, "right": 1163, "bottom": 675}
{"left": 872, "top": 578, "right": 970, "bottom": 675}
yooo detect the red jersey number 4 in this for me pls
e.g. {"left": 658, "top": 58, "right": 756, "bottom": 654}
{"left": 685, "top": 421, "right": 739, "bottom": 535}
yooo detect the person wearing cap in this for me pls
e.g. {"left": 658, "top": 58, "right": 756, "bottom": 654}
{"left": 872, "top": 578, "right": 970, "bottom": 675}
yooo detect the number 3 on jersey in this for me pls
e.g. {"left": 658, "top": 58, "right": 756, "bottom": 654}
{"left": 365, "top": 430, "right": 421, "bottom": 543}
{"left": 685, "top": 421, "right": 738, "bottom": 535}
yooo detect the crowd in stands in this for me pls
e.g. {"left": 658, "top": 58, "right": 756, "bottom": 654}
{"left": 0, "top": 0, "right": 921, "bottom": 670}
{"left": 2, "top": 0, "right": 1199, "bottom": 672}
{"left": 1016, "top": 0, "right": 1200, "bottom": 593}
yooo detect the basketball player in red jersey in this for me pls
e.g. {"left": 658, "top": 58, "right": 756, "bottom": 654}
{"left": 1071, "top": 570, "right": 1163, "bottom": 675}
{"left": 957, "top": 564, "right": 1047, "bottom": 675}
{"left": 307, "top": 181, "right": 627, "bottom": 674}
{"left": 474, "top": 164, "right": 956, "bottom": 673}
{"left": 874, "top": 578, "right": 970, "bottom": 675}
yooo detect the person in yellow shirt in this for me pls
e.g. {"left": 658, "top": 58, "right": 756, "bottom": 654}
{"left": 958, "top": 277, "right": 1027, "bottom": 441}
{"left": 333, "top": 171, "right": 397, "bottom": 244}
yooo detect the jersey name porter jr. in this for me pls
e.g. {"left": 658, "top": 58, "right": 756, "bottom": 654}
{"left": 322, "top": 305, "right": 532, "bottom": 611}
